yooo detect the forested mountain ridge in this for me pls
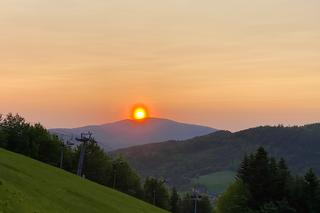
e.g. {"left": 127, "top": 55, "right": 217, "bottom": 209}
{"left": 113, "top": 123, "right": 320, "bottom": 190}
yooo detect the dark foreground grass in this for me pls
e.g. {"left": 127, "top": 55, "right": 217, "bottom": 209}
{"left": 0, "top": 148, "right": 167, "bottom": 213}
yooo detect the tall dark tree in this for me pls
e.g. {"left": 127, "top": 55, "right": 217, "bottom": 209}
{"left": 197, "top": 195, "right": 212, "bottom": 213}
{"left": 0, "top": 116, "right": 7, "bottom": 147}
{"left": 110, "top": 157, "right": 143, "bottom": 198}
{"left": 288, "top": 176, "right": 308, "bottom": 213}
{"left": 144, "top": 177, "right": 170, "bottom": 210}
{"left": 75, "top": 140, "right": 112, "bottom": 185}
{"left": 215, "top": 180, "right": 250, "bottom": 213}
{"left": 33, "top": 123, "right": 61, "bottom": 165}
{"left": 243, "top": 147, "right": 273, "bottom": 208}
{"left": 180, "top": 193, "right": 193, "bottom": 213}
{"left": 304, "top": 169, "right": 320, "bottom": 212}
{"left": 216, "top": 147, "right": 320, "bottom": 213}
{"left": 237, "top": 154, "right": 250, "bottom": 181}
{"left": 274, "top": 158, "right": 291, "bottom": 200}
{"left": 170, "top": 187, "right": 180, "bottom": 213}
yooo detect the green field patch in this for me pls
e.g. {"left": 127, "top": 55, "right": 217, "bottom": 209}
{"left": 193, "top": 171, "right": 236, "bottom": 194}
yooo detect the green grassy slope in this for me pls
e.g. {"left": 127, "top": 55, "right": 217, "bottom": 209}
{"left": 0, "top": 148, "right": 167, "bottom": 213}
{"left": 193, "top": 171, "right": 236, "bottom": 193}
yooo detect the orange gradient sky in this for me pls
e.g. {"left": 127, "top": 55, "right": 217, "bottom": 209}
{"left": 1, "top": 0, "right": 320, "bottom": 131}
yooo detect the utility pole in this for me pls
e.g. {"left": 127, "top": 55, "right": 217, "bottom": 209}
{"left": 76, "top": 132, "right": 93, "bottom": 177}
{"left": 56, "top": 133, "right": 74, "bottom": 169}
{"left": 60, "top": 147, "right": 64, "bottom": 169}
{"left": 153, "top": 189, "right": 156, "bottom": 205}
{"left": 112, "top": 160, "right": 125, "bottom": 189}
{"left": 113, "top": 171, "right": 117, "bottom": 189}
{"left": 153, "top": 179, "right": 167, "bottom": 206}
{"left": 191, "top": 189, "right": 202, "bottom": 213}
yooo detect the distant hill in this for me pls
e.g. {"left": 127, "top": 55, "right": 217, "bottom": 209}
{"left": 113, "top": 123, "right": 320, "bottom": 191}
{"left": 0, "top": 148, "right": 167, "bottom": 213}
{"left": 50, "top": 118, "right": 216, "bottom": 151}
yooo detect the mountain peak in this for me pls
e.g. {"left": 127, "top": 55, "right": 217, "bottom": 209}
{"left": 50, "top": 118, "right": 217, "bottom": 151}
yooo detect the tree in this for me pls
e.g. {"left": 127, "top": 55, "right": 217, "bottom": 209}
{"left": 247, "top": 147, "right": 274, "bottom": 208}
{"left": 0, "top": 124, "right": 7, "bottom": 148}
{"left": 0, "top": 113, "right": 30, "bottom": 154}
{"left": 216, "top": 147, "right": 307, "bottom": 212}
{"left": 303, "top": 169, "right": 320, "bottom": 212}
{"left": 0, "top": 113, "right": 62, "bottom": 165}
{"left": 215, "top": 180, "right": 251, "bottom": 213}
{"left": 260, "top": 200, "right": 295, "bottom": 213}
{"left": 33, "top": 124, "right": 61, "bottom": 165}
{"left": 237, "top": 154, "right": 250, "bottom": 181}
{"left": 170, "top": 187, "right": 180, "bottom": 213}
{"left": 144, "top": 177, "right": 170, "bottom": 210}
{"left": 197, "top": 195, "right": 212, "bottom": 213}
{"left": 60, "top": 144, "right": 74, "bottom": 172}
{"left": 75, "top": 140, "right": 112, "bottom": 185}
{"left": 275, "top": 158, "right": 291, "bottom": 199}
{"left": 110, "top": 157, "right": 143, "bottom": 198}
{"left": 237, "top": 147, "right": 291, "bottom": 209}
{"left": 180, "top": 193, "right": 193, "bottom": 213}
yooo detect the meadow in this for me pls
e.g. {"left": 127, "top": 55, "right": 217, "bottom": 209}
{"left": 193, "top": 171, "right": 236, "bottom": 193}
{"left": 0, "top": 148, "right": 167, "bottom": 213}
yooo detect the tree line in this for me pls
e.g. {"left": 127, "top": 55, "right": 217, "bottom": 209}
{"left": 0, "top": 113, "right": 213, "bottom": 212}
{"left": 215, "top": 147, "right": 320, "bottom": 213}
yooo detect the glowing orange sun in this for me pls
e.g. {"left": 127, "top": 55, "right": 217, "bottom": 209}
{"left": 132, "top": 106, "right": 149, "bottom": 121}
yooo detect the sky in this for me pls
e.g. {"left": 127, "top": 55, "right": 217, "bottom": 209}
{"left": 0, "top": 0, "right": 320, "bottom": 131}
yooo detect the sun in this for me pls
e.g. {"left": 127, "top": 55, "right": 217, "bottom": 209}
{"left": 132, "top": 106, "right": 149, "bottom": 121}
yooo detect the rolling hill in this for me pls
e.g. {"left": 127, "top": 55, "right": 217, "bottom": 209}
{"left": 50, "top": 118, "right": 216, "bottom": 151}
{"left": 0, "top": 148, "right": 167, "bottom": 213}
{"left": 113, "top": 123, "right": 320, "bottom": 192}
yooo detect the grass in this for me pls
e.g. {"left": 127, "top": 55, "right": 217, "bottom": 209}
{"left": 0, "top": 148, "right": 167, "bottom": 213}
{"left": 193, "top": 171, "right": 236, "bottom": 194}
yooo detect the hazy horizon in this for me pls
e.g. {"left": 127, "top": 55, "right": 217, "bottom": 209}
{"left": 18, "top": 115, "right": 320, "bottom": 133}
{"left": 1, "top": 0, "right": 320, "bottom": 131}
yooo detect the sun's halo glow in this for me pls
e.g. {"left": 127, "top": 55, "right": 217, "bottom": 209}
{"left": 132, "top": 106, "right": 148, "bottom": 121}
